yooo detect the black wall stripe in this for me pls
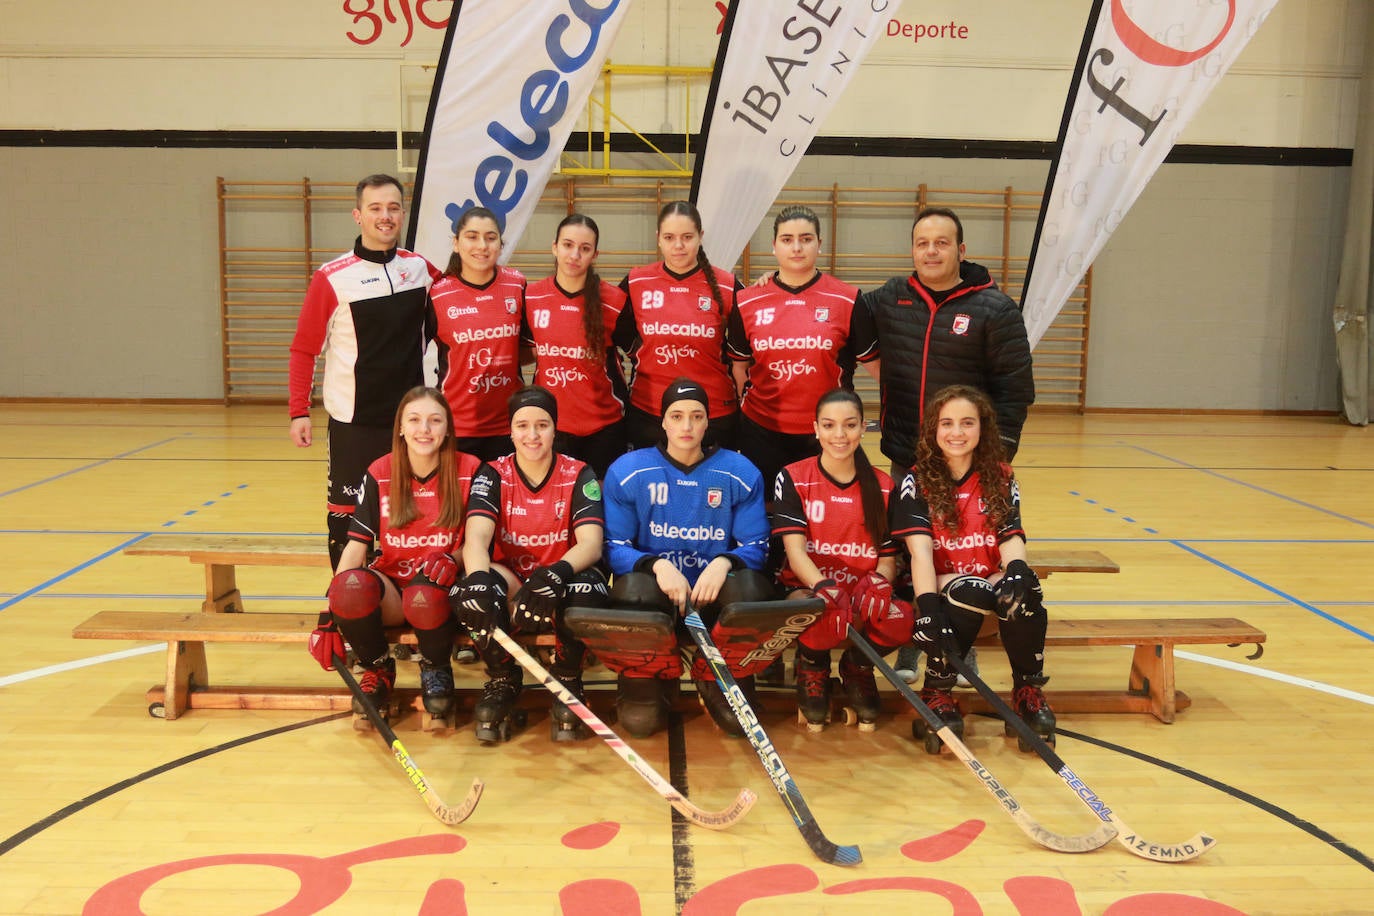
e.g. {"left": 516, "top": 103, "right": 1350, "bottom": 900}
{"left": 0, "top": 130, "right": 1352, "bottom": 168}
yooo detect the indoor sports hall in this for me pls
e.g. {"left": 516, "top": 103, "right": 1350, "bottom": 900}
{"left": 3, "top": 3, "right": 1372, "bottom": 915}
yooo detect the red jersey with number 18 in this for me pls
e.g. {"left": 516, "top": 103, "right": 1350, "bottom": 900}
{"left": 522, "top": 277, "right": 629, "bottom": 437}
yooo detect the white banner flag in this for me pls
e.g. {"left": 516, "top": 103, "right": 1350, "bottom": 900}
{"left": 408, "top": 0, "right": 631, "bottom": 267}
{"left": 692, "top": 0, "right": 891, "bottom": 271}
{"left": 1022, "top": 0, "right": 1278, "bottom": 347}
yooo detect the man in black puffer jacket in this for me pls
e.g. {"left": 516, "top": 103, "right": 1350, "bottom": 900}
{"left": 852, "top": 206, "right": 1034, "bottom": 474}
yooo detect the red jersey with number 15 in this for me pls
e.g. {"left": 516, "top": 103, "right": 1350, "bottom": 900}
{"left": 431, "top": 267, "right": 526, "bottom": 437}
{"left": 348, "top": 451, "right": 482, "bottom": 583}
{"left": 615, "top": 263, "right": 739, "bottom": 419}
{"left": 522, "top": 277, "right": 629, "bottom": 437}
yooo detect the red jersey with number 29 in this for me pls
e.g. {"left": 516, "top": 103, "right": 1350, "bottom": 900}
{"left": 348, "top": 451, "right": 482, "bottom": 583}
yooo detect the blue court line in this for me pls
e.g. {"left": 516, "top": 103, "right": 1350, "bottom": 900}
{"left": 0, "top": 534, "right": 150, "bottom": 612}
{"left": 0, "top": 528, "right": 318, "bottom": 537}
{"left": 1172, "top": 540, "right": 1374, "bottom": 642}
{"left": 0, "top": 437, "right": 184, "bottom": 499}
{"left": 1129, "top": 445, "right": 1374, "bottom": 529}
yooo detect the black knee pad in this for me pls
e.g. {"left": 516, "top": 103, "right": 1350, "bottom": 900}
{"left": 609, "top": 571, "right": 675, "bottom": 614}
{"left": 942, "top": 574, "right": 997, "bottom": 616}
{"left": 566, "top": 567, "right": 610, "bottom": 608}
{"left": 716, "top": 568, "right": 775, "bottom": 607}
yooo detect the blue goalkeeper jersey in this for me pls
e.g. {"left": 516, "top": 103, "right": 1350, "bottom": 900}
{"left": 604, "top": 445, "right": 769, "bottom": 584}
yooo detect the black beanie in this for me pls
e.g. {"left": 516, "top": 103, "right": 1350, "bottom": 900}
{"left": 660, "top": 377, "right": 709, "bottom": 416}
{"left": 508, "top": 385, "right": 558, "bottom": 423}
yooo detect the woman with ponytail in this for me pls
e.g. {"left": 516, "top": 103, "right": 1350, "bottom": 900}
{"left": 614, "top": 200, "right": 742, "bottom": 450}
{"left": 522, "top": 213, "right": 630, "bottom": 478}
{"left": 770, "top": 389, "right": 909, "bottom": 732}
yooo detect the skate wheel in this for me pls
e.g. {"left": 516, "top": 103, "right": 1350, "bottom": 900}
{"left": 923, "top": 730, "right": 943, "bottom": 755}
{"left": 147, "top": 702, "right": 165, "bottom": 719}
{"left": 391, "top": 644, "right": 414, "bottom": 662}
{"left": 857, "top": 720, "right": 877, "bottom": 733}
{"left": 841, "top": 706, "right": 858, "bottom": 727}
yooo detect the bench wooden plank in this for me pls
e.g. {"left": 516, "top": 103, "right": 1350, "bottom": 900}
{"left": 125, "top": 536, "right": 327, "bottom": 613}
{"left": 1027, "top": 549, "right": 1118, "bottom": 576}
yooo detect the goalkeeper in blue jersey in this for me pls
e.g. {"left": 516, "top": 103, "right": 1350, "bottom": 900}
{"left": 600, "top": 377, "right": 773, "bottom": 737}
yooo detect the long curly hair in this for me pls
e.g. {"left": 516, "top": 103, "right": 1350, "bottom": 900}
{"left": 912, "top": 385, "right": 1014, "bottom": 532}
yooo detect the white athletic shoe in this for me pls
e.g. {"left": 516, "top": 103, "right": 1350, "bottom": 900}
{"left": 894, "top": 644, "right": 922, "bottom": 684}
{"left": 955, "top": 647, "right": 980, "bottom": 688}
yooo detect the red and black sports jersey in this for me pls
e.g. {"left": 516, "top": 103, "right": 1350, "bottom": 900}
{"left": 771, "top": 456, "right": 897, "bottom": 589}
{"left": 289, "top": 241, "right": 440, "bottom": 426}
{"left": 889, "top": 465, "right": 1025, "bottom": 577}
{"left": 522, "top": 277, "right": 630, "bottom": 437}
{"left": 348, "top": 451, "right": 481, "bottom": 583}
{"left": 431, "top": 267, "right": 526, "bottom": 437}
{"left": 466, "top": 453, "right": 604, "bottom": 579}
{"left": 727, "top": 272, "right": 871, "bottom": 435}
{"left": 614, "top": 263, "right": 740, "bottom": 419}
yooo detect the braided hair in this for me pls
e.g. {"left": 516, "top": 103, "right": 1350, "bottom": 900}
{"left": 658, "top": 200, "right": 727, "bottom": 318}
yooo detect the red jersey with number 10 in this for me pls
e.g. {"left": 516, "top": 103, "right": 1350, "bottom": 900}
{"left": 771, "top": 456, "right": 897, "bottom": 589}
{"left": 522, "top": 277, "right": 629, "bottom": 436}
{"left": 615, "top": 263, "right": 739, "bottom": 419}
{"left": 431, "top": 267, "right": 526, "bottom": 437}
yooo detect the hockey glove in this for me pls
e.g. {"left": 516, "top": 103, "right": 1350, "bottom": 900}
{"left": 307, "top": 610, "right": 347, "bottom": 671}
{"left": 911, "top": 593, "right": 953, "bottom": 649}
{"left": 810, "top": 578, "right": 851, "bottom": 643}
{"left": 511, "top": 560, "right": 572, "bottom": 633}
{"left": 848, "top": 571, "right": 893, "bottom": 625}
{"left": 452, "top": 569, "right": 505, "bottom": 648}
{"left": 416, "top": 550, "right": 460, "bottom": 589}
{"left": 994, "top": 559, "right": 1040, "bottom": 621}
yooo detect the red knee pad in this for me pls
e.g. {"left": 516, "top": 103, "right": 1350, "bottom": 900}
{"left": 328, "top": 567, "right": 384, "bottom": 620}
{"left": 864, "top": 597, "right": 915, "bottom": 647}
{"left": 798, "top": 617, "right": 846, "bottom": 652}
{"left": 402, "top": 582, "right": 452, "bottom": 630}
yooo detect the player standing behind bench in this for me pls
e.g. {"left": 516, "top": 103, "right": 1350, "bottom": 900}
{"left": 615, "top": 201, "right": 742, "bottom": 450}
{"left": 602, "top": 378, "right": 772, "bottom": 739}
{"left": 458, "top": 386, "right": 607, "bottom": 744}
{"left": 771, "top": 389, "right": 915, "bottom": 732}
{"left": 522, "top": 213, "right": 630, "bottom": 478}
{"left": 890, "top": 384, "right": 1054, "bottom": 750}
{"left": 288, "top": 175, "right": 440, "bottom": 570}
{"left": 430, "top": 206, "right": 526, "bottom": 462}
{"left": 308, "top": 386, "right": 480, "bottom": 725}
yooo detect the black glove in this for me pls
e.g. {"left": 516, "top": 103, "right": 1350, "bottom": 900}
{"left": 994, "top": 559, "right": 1040, "bottom": 621}
{"left": 452, "top": 570, "right": 505, "bottom": 647}
{"left": 911, "top": 593, "right": 952, "bottom": 648}
{"left": 511, "top": 560, "right": 572, "bottom": 633}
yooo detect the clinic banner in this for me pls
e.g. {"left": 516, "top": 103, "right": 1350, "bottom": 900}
{"left": 408, "top": 0, "right": 631, "bottom": 267}
{"left": 691, "top": 0, "right": 891, "bottom": 270}
{"left": 1021, "top": 0, "right": 1277, "bottom": 347}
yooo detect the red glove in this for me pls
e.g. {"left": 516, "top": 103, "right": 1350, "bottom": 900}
{"left": 810, "top": 578, "right": 851, "bottom": 643}
{"left": 307, "top": 611, "right": 347, "bottom": 671}
{"left": 849, "top": 571, "right": 893, "bottom": 625}
{"left": 417, "top": 551, "right": 460, "bottom": 588}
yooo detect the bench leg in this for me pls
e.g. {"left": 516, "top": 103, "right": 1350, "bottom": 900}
{"left": 162, "top": 640, "right": 208, "bottom": 721}
{"left": 205, "top": 563, "right": 242, "bottom": 613}
{"left": 1129, "top": 643, "right": 1177, "bottom": 723}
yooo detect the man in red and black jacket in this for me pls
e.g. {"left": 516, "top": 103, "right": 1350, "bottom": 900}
{"left": 852, "top": 206, "right": 1034, "bottom": 476}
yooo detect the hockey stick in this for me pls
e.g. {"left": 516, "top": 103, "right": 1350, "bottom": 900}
{"left": 489, "top": 626, "right": 756, "bottom": 830}
{"left": 683, "top": 605, "right": 862, "bottom": 867}
{"left": 847, "top": 626, "right": 1116, "bottom": 853}
{"left": 942, "top": 645, "right": 1216, "bottom": 861}
{"left": 334, "top": 655, "right": 483, "bottom": 826}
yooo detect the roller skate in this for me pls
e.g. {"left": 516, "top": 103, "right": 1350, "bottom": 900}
{"left": 549, "top": 668, "right": 591, "bottom": 742}
{"left": 616, "top": 675, "right": 669, "bottom": 739}
{"left": 1009, "top": 677, "right": 1056, "bottom": 750}
{"left": 794, "top": 653, "right": 834, "bottom": 732}
{"left": 838, "top": 649, "right": 881, "bottom": 732}
{"left": 473, "top": 667, "right": 526, "bottom": 746}
{"left": 351, "top": 658, "right": 396, "bottom": 732}
{"left": 417, "top": 660, "right": 456, "bottom": 733}
{"left": 912, "top": 685, "right": 964, "bottom": 755}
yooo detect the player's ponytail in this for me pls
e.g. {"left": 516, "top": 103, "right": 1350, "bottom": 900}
{"left": 555, "top": 213, "right": 607, "bottom": 363}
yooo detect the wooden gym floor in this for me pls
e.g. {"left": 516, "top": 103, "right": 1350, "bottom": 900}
{"left": 0, "top": 404, "right": 1371, "bottom": 916}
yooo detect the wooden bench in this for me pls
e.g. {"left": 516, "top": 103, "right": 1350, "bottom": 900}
{"left": 125, "top": 535, "right": 328, "bottom": 613}
{"left": 963, "top": 616, "right": 1266, "bottom": 724}
{"left": 123, "top": 534, "right": 1118, "bottom": 617}
{"left": 73, "top": 610, "right": 555, "bottom": 721}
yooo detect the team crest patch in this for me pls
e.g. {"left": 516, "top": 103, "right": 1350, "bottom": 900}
{"left": 952, "top": 314, "right": 971, "bottom": 335}
{"left": 583, "top": 480, "right": 601, "bottom": 500}
{"left": 505, "top": 297, "right": 519, "bottom": 314}
{"left": 814, "top": 307, "right": 829, "bottom": 322}
{"left": 706, "top": 487, "right": 723, "bottom": 508}
{"left": 698, "top": 296, "right": 713, "bottom": 311}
